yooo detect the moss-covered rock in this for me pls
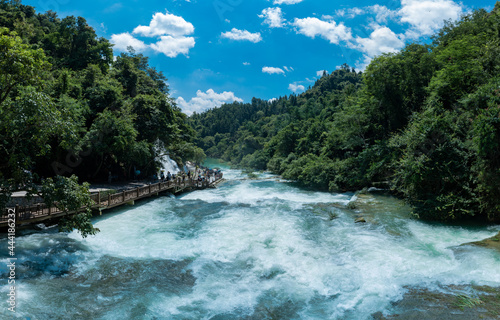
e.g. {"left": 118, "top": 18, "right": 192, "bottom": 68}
{"left": 464, "top": 232, "right": 500, "bottom": 252}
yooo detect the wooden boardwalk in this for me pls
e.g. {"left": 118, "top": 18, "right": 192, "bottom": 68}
{"left": 1, "top": 173, "right": 223, "bottom": 228}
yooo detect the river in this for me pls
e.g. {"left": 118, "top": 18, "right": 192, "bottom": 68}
{"left": 1, "top": 160, "right": 499, "bottom": 319}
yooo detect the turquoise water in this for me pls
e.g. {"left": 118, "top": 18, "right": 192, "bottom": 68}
{"left": 1, "top": 163, "right": 499, "bottom": 319}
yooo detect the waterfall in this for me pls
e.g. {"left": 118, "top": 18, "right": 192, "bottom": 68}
{"left": 154, "top": 141, "right": 181, "bottom": 176}
{"left": 160, "top": 154, "right": 180, "bottom": 174}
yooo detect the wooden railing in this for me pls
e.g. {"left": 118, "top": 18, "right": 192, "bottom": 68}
{"left": 0, "top": 173, "right": 223, "bottom": 227}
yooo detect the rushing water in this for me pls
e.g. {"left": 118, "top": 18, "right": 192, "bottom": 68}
{"left": 1, "top": 161, "right": 500, "bottom": 319}
{"left": 160, "top": 155, "right": 181, "bottom": 175}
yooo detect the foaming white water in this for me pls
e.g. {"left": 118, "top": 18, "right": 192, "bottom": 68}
{"left": 160, "top": 154, "right": 180, "bottom": 174}
{"left": 181, "top": 178, "right": 352, "bottom": 208}
{"left": 2, "top": 166, "right": 499, "bottom": 320}
{"left": 73, "top": 178, "right": 499, "bottom": 319}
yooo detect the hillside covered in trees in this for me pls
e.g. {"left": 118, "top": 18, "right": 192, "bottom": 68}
{"left": 191, "top": 4, "right": 500, "bottom": 223}
{"left": 0, "top": 0, "right": 204, "bottom": 235}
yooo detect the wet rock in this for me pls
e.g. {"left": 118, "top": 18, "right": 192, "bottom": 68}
{"left": 463, "top": 232, "right": 500, "bottom": 252}
{"left": 384, "top": 285, "right": 500, "bottom": 320}
{"left": 347, "top": 201, "right": 357, "bottom": 209}
{"left": 355, "top": 217, "right": 366, "bottom": 223}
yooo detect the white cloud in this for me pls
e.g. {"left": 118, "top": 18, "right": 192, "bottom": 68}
{"left": 243, "top": 62, "right": 251, "bottom": 66}
{"left": 262, "top": 66, "right": 285, "bottom": 75}
{"left": 221, "top": 28, "right": 262, "bottom": 43}
{"left": 268, "top": 98, "right": 277, "bottom": 102}
{"left": 176, "top": 89, "right": 243, "bottom": 115}
{"left": 347, "top": 7, "right": 365, "bottom": 18}
{"left": 111, "top": 11, "right": 196, "bottom": 57}
{"left": 289, "top": 82, "right": 305, "bottom": 93}
{"left": 292, "top": 17, "right": 352, "bottom": 44}
{"left": 399, "top": 0, "right": 463, "bottom": 36}
{"left": 259, "top": 7, "right": 285, "bottom": 28}
{"left": 355, "top": 55, "right": 373, "bottom": 72}
{"left": 336, "top": 5, "right": 397, "bottom": 24}
{"left": 133, "top": 11, "right": 194, "bottom": 37}
{"left": 351, "top": 25, "right": 405, "bottom": 70}
{"left": 110, "top": 33, "right": 147, "bottom": 52}
{"left": 355, "top": 25, "right": 405, "bottom": 57}
{"left": 150, "top": 36, "right": 195, "bottom": 58}
{"left": 273, "top": 0, "right": 303, "bottom": 4}
{"left": 316, "top": 70, "right": 328, "bottom": 77}
{"left": 369, "top": 5, "right": 397, "bottom": 23}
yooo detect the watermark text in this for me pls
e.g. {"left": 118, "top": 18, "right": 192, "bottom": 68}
{"left": 6, "top": 208, "right": 16, "bottom": 313}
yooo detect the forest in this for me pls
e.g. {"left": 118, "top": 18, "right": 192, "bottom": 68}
{"left": 191, "top": 3, "right": 500, "bottom": 223}
{"left": 0, "top": 0, "right": 204, "bottom": 235}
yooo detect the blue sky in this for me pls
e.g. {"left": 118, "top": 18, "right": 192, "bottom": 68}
{"left": 23, "top": 0, "right": 496, "bottom": 114}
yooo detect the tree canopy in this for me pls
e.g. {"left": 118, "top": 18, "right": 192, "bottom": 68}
{"left": 0, "top": 1, "right": 204, "bottom": 236}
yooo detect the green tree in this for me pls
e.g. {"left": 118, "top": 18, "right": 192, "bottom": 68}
{"left": 84, "top": 108, "right": 140, "bottom": 178}
{"left": 0, "top": 28, "right": 50, "bottom": 105}
{"left": 38, "top": 175, "right": 99, "bottom": 238}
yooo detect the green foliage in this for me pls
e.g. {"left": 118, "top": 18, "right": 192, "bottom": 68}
{"left": 454, "top": 294, "right": 483, "bottom": 310}
{"left": 0, "top": 87, "right": 75, "bottom": 181}
{"left": 469, "top": 78, "right": 500, "bottom": 222}
{"left": 0, "top": 28, "right": 50, "bottom": 105}
{"left": 0, "top": 2, "right": 201, "bottom": 235}
{"left": 169, "top": 141, "right": 206, "bottom": 165}
{"left": 38, "top": 175, "right": 99, "bottom": 238}
{"left": 391, "top": 107, "right": 477, "bottom": 221}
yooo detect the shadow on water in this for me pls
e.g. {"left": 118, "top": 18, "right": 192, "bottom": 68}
{"left": 0, "top": 233, "right": 89, "bottom": 279}
{"left": 17, "top": 256, "right": 197, "bottom": 320}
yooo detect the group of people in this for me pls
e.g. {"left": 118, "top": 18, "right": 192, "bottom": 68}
{"left": 194, "top": 167, "right": 222, "bottom": 183}
{"left": 157, "top": 166, "right": 222, "bottom": 185}
{"left": 159, "top": 170, "right": 174, "bottom": 182}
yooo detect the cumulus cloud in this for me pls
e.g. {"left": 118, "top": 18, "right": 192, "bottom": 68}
{"left": 243, "top": 62, "right": 251, "bottom": 66}
{"left": 273, "top": 0, "right": 303, "bottom": 4}
{"left": 352, "top": 25, "right": 405, "bottom": 70}
{"left": 221, "top": 28, "right": 262, "bottom": 43}
{"left": 259, "top": 7, "right": 285, "bottom": 28}
{"left": 292, "top": 17, "right": 352, "bottom": 44}
{"left": 289, "top": 82, "right": 305, "bottom": 93}
{"left": 399, "top": 0, "right": 463, "bottom": 36}
{"left": 176, "top": 89, "right": 243, "bottom": 115}
{"left": 150, "top": 35, "right": 195, "bottom": 58}
{"left": 133, "top": 11, "right": 194, "bottom": 37}
{"left": 110, "top": 33, "right": 148, "bottom": 52}
{"left": 262, "top": 66, "right": 285, "bottom": 75}
{"left": 110, "top": 11, "right": 196, "bottom": 58}
{"left": 355, "top": 25, "right": 405, "bottom": 57}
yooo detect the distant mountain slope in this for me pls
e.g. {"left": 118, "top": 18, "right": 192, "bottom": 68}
{"left": 191, "top": 4, "right": 500, "bottom": 223}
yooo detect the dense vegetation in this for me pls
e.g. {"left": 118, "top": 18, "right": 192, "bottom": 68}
{"left": 0, "top": 0, "right": 204, "bottom": 236}
{"left": 191, "top": 4, "right": 500, "bottom": 223}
